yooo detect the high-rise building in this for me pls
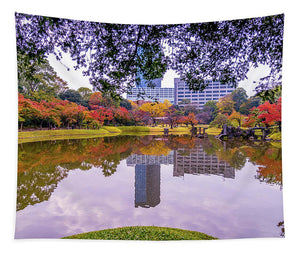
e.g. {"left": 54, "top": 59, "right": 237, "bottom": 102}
{"left": 135, "top": 72, "right": 162, "bottom": 88}
{"left": 126, "top": 47, "right": 174, "bottom": 103}
{"left": 174, "top": 78, "right": 235, "bottom": 109}
{"left": 126, "top": 85, "right": 174, "bottom": 104}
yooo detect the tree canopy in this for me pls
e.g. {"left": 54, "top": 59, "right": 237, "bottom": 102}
{"left": 15, "top": 13, "right": 284, "bottom": 97}
{"left": 17, "top": 52, "right": 68, "bottom": 101}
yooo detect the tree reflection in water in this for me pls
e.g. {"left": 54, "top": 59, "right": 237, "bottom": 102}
{"left": 17, "top": 135, "right": 282, "bottom": 211}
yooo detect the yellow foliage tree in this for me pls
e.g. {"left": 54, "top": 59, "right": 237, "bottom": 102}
{"left": 228, "top": 109, "right": 245, "bottom": 127}
{"left": 217, "top": 94, "right": 235, "bottom": 115}
{"left": 139, "top": 101, "right": 170, "bottom": 125}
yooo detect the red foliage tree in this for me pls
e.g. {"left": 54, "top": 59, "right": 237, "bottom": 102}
{"left": 88, "top": 92, "right": 103, "bottom": 109}
{"left": 180, "top": 113, "right": 198, "bottom": 127}
{"left": 257, "top": 97, "right": 281, "bottom": 129}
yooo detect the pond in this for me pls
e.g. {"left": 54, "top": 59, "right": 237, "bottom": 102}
{"left": 15, "top": 135, "right": 284, "bottom": 239}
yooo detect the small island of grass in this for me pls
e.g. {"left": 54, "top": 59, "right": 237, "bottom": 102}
{"left": 62, "top": 226, "right": 217, "bottom": 241}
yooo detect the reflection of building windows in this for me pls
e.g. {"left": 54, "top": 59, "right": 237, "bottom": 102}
{"left": 134, "top": 164, "right": 161, "bottom": 208}
{"left": 173, "top": 145, "right": 235, "bottom": 179}
{"left": 127, "top": 153, "right": 173, "bottom": 208}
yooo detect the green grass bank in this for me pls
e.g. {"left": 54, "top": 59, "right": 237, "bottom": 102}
{"left": 18, "top": 126, "right": 149, "bottom": 143}
{"left": 18, "top": 125, "right": 205, "bottom": 143}
{"left": 62, "top": 226, "right": 217, "bottom": 240}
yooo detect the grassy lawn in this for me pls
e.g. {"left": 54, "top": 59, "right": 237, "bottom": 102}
{"left": 18, "top": 125, "right": 223, "bottom": 143}
{"left": 205, "top": 127, "right": 222, "bottom": 135}
{"left": 267, "top": 131, "right": 281, "bottom": 141}
{"left": 148, "top": 126, "right": 191, "bottom": 134}
{"left": 18, "top": 128, "right": 117, "bottom": 143}
{"left": 18, "top": 126, "right": 152, "bottom": 143}
{"left": 62, "top": 226, "right": 217, "bottom": 241}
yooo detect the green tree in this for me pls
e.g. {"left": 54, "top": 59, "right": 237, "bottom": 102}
{"left": 239, "top": 96, "right": 261, "bottom": 115}
{"left": 255, "top": 85, "right": 282, "bottom": 103}
{"left": 120, "top": 99, "right": 133, "bottom": 110}
{"left": 210, "top": 114, "right": 230, "bottom": 128}
{"left": 59, "top": 89, "right": 85, "bottom": 106}
{"left": 17, "top": 52, "right": 68, "bottom": 101}
{"left": 231, "top": 88, "right": 248, "bottom": 112}
{"left": 77, "top": 87, "right": 93, "bottom": 101}
{"left": 203, "top": 100, "right": 218, "bottom": 120}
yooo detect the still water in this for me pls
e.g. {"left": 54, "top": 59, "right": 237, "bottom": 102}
{"left": 15, "top": 135, "right": 284, "bottom": 239}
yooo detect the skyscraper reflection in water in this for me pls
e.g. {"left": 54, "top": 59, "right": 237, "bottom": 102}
{"left": 127, "top": 153, "right": 173, "bottom": 208}
{"left": 126, "top": 145, "right": 235, "bottom": 208}
{"left": 134, "top": 164, "right": 160, "bottom": 208}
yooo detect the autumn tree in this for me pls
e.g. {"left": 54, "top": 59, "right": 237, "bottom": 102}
{"left": 216, "top": 94, "right": 235, "bottom": 115}
{"left": 88, "top": 110, "right": 106, "bottom": 128}
{"left": 88, "top": 92, "right": 119, "bottom": 109}
{"left": 164, "top": 105, "right": 182, "bottom": 128}
{"left": 113, "top": 107, "right": 130, "bottom": 125}
{"left": 139, "top": 100, "right": 170, "bottom": 125}
{"left": 18, "top": 94, "right": 40, "bottom": 130}
{"left": 228, "top": 109, "right": 245, "bottom": 127}
{"left": 88, "top": 92, "right": 103, "bottom": 109}
{"left": 128, "top": 109, "right": 150, "bottom": 126}
{"left": 180, "top": 113, "right": 198, "bottom": 127}
{"left": 257, "top": 97, "right": 281, "bottom": 130}
{"left": 243, "top": 107, "right": 262, "bottom": 128}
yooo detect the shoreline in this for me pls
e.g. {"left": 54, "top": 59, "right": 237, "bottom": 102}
{"left": 18, "top": 126, "right": 202, "bottom": 143}
{"left": 18, "top": 126, "right": 281, "bottom": 144}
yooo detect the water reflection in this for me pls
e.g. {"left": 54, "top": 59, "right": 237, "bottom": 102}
{"left": 134, "top": 164, "right": 161, "bottom": 208}
{"left": 173, "top": 146, "right": 235, "bottom": 179}
{"left": 17, "top": 135, "right": 282, "bottom": 212}
{"left": 127, "top": 153, "right": 173, "bottom": 208}
{"left": 16, "top": 135, "right": 283, "bottom": 239}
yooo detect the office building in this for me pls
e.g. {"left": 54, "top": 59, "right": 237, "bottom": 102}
{"left": 135, "top": 73, "right": 162, "bottom": 88}
{"left": 174, "top": 78, "right": 235, "bottom": 109}
{"left": 126, "top": 83, "right": 174, "bottom": 104}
